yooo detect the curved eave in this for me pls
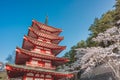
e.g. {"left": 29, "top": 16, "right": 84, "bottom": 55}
{"left": 23, "top": 35, "right": 66, "bottom": 50}
{"left": 6, "top": 64, "right": 73, "bottom": 78}
{"left": 52, "top": 49, "right": 64, "bottom": 56}
{"left": 28, "top": 27, "right": 63, "bottom": 44}
{"left": 32, "top": 20, "right": 62, "bottom": 33}
{"left": 16, "top": 47, "right": 69, "bottom": 63}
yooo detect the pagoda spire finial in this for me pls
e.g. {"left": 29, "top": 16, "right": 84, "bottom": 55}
{"left": 45, "top": 15, "right": 48, "bottom": 25}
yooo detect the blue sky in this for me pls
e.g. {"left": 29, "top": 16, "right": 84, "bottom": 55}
{"left": 0, "top": 0, "right": 115, "bottom": 62}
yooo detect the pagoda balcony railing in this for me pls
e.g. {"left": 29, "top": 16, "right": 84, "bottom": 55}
{"left": 26, "top": 62, "right": 56, "bottom": 70}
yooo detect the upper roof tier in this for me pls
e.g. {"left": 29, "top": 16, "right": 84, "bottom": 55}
{"left": 32, "top": 20, "right": 62, "bottom": 35}
{"left": 22, "top": 35, "right": 66, "bottom": 50}
{"left": 28, "top": 27, "right": 63, "bottom": 44}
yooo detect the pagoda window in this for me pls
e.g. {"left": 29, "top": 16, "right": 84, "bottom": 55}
{"left": 40, "top": 74, "right": 44, "bottom": 77}
{"left": 35, "top": 78, "right": 44, "bottom": 80}
{"left": 26, "top": 73, "right": 34, "bottom": 76}
{"left": 46, "top": 75, "right": 52, "bottom": 78}
{"left": 45, "top": 62, "right": 51, "bottom": 68}
{"left": 35, "top": 74, "right": 39, "bottom": 77}
{"left": 25, "top": 77, "right": 33, "bottom": 80}
{"left": 31, "top": 60, "right": 38, "bottom": 65}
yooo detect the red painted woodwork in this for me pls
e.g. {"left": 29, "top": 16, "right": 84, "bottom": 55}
{"left": 6, "top": 20, "right": 73, "bottom": 80}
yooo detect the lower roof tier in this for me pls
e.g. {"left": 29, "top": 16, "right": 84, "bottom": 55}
{"left": 15, "top": 47, "right": 69, "bottom": 66}
{"left": 6, "top": 63, "right": 73, "bottom": 79}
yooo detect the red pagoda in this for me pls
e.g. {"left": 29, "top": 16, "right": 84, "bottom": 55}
{"left": 6, "top": 19, "right": 73, "bottom": 80}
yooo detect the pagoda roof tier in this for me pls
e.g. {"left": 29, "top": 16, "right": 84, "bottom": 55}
{"left": 22, "top": 36, "right": 66, "bottom": 50}
{"left": 22, "top": 38, "right": 64, "bottom": 56}
{"left": 32, "top": 20, "right": 62, "bottom": 34}
{"left": 28, "top": 27, "right": 63, "bottom": 44}
{"left": 15, "top": 47, "right": 69, "bottom": 66}
{"left": 6, "top": 64, "right": 73, "bottom": 78}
